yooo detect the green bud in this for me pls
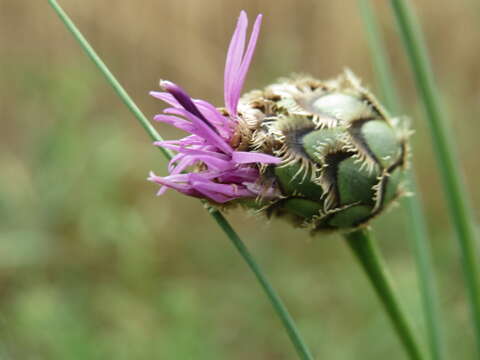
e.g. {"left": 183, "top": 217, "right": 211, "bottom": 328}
{"left": 239, "top": 70, "right": 410, "bottom": 232}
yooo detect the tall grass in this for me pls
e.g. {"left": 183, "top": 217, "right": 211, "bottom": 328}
{"left": 358, "top": 1, "right": 445, "bottom": 359}
{"left": 389, "top": 0, "right": 480, "bottom": 356}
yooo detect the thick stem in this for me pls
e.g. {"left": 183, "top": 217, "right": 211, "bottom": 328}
{"left": 389, "top": 0, "right": 480, "bottom": 354}
{"left": 345, "top": 229, "right": 425, "bottom": 360}
{"left": 47, "top": 1, "right": 314, "bottom": 359}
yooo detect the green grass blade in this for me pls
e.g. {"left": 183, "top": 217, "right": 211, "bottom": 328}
{"left": 209, "top": 210, "right": 314, "bottom": 360}
{"left": 389, "top": 0, "right": 480, "bottom": 354}
{"left": 48, "top": 1, "right": 173, "bottom": 161}
{"left": 358, "top": 0, "right": 400, "bottom": 113}
{"left": 345, "top": 229, "right": 426, "bottom": 360}
{"left": 358, "top": 1, "right": 445, "bottom": 359}
{"left": 47, "top": 1, "right": 314, "bottom": 359}
{"left": 402, "top": 178, "right": 444, "bottom": 358}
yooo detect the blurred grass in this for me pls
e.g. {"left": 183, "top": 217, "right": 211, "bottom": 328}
{"left": 358, "top": 1, "right": 444, "bottom": 358}
{"left": 389, "top": 0, "right": 480, "bottom": 355}
{"left": 0, "top": 0, "right": 479, "bottom": 359}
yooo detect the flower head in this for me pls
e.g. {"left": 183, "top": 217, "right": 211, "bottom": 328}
{"left": 149, "top": 12, "right": 410, "bottom": 232}
{"left": 148, "top": 11, "right": 281, "bottom": 204}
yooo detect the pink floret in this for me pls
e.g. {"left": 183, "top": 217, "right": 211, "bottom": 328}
{"left": 149, "top": 11, "right": 280, "bottom": 204}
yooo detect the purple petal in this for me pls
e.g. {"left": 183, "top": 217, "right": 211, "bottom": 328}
{"left": 166, "top": 152, "right": 185, "bottom": 171}
{"left": 154, "top": 114, "right": 195, "bottom": 133}
{"left": 157, "top": 144, "right": 233, "bottom": 171}
{"left": 229, "top": 14, "right": 262, "bottom": 115}
{"left": 224, "top": 11, "right": 248, "bottom": 115}
{"left": 160, "top": 82, "right": 233, "bottom": 154}
{"left": 192, "top": 181, "right": 253, "bottom": 198}
{"left": 194, "top": 100, "right": 232, "bottom": 133}
{"left": 159, "top": 144, "right": 230, "bottom": 161}
{"left": 217, "top": 167, "right": 259, "bottom": 183}
{"left": 168, "top": 108, "right": 233, "bottom": 154}
{"left": 150, "top": 91, "right": 180, "bottom": 107}
{"left": 148, "top": 172, "right": 198, "bottom": 197}
{"left": 170, "top": 156, "right": 195, "bottom": 175}
{"left": 191, "top": 183, "right": 237, "bottom": 203}
{"left": 192, "top": 156, "right": 232, "bottom": 171}
{"left": 161, "top": 81, "right": 214, "bottom": 128}
{"left": 193, "top": 189, "right": 233, "bottom": 203}
{"left": 217, "top": 173, "right": 258, "bottom": 183}
{"left": 232, "top": 151, "right": 281, "bottom": 164}
{"left": 160, "top": 136, "right": 205, "bottom": 148}
{"left": 188, "top": 172, "right": 223, "bottom": 181}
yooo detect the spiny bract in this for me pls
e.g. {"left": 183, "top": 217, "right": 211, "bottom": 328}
{"left": 150, "top": 12, "right": 410, "bottom": 234}
{"left": 234, "top": 70, "right": 411, "bottom": 232}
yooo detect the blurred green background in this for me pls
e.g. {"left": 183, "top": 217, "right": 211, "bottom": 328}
{"left": 1, "top": 0, "right": 479, "bottom": 359}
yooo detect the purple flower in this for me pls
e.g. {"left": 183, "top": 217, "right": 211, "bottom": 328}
{"left": 148, "top": 11, "right": 281, "bottom": 204}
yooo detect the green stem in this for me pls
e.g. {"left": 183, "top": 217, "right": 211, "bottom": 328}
{"left": 209, "top": 209, "right": 314, "bottom": 360}
{"left": 345, "top": 229, "right": 425, "bottom": 360}
{"left": 358, "top": 0, "right": 399, "bottom": 113}
{"left": 48, "top": 0, "right": 173, "bottom": 161}
{"left": 358, "top": 1, "right": 445, "bottom": 359}
{"left": 403, "top": 175, "right": 444, "bottom": 359}
{"left": 389, "top": 0, "right": 480, "bottom": 354}
{"left": 47, "top": 1, "right": 314, "bottom": 359}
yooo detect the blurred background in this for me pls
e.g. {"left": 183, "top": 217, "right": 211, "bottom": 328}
{"left": 0, "top": 0, "right": 479, "bottom": 359}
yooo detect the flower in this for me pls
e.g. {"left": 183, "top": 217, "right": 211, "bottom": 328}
{"left": 149, "top": 11, "right": 410, "bottom": 232}
{"left": 148, "top": 11, "right": 281, "bottom": 204}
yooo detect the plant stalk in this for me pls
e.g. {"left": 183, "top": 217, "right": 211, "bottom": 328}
{"left": 47, "top": 1, "right": 314, "bottom": 359}
{"left": 358, "top": 1, "right": 445, "bottom": 359}
{"left": 389, "top": 0, "right": 480, "bottom": 354}
{"left": 345, "top": 229, "right": 425, "bottom": 360}
{"left": 209, "top": 209, "right": 314, "bottom": 360}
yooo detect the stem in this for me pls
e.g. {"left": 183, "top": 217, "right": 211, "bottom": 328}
{"left": 389, "top": 0, "right": 480, "bottom": 354}
{"left": 358, "top": 0, "right": 399, "bottom": 113}
{"left": 209, "top": 209, "right": 314, "bottom": 360}
{"left": 358, "top": 1, "right": 445, "bottom": 359}
{"left": 345, "top": 229, "right": 425, "bottom": 360}
{"left": 48, "top": 0, "right": 173, "bottom": 161}
{"left": 402, "top": 175, "right": 444, "bottom": 358}
{"left": 47, "top": 1, "right": 314, "bottom": 359}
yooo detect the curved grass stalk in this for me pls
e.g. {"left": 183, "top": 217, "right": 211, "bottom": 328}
{"left": 389, "top": 0, "right": 480, "bottom": 355}
{"left": 47, "top": 1, "right": 314, "bottom": 359}
{"left": 345, "top": 229, "right": 425, "bottom": 360}
{"left": 358, "top": 1, "right": 445, "bottom": 359}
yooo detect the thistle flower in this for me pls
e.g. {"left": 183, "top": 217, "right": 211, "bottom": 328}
{"left": 149, "top": 11, "right": 410, "bottom": 232}
{"left": 149, "top": 12, "right": 281, "bottom": 204}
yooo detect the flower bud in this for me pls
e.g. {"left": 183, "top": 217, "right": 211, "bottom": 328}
{"left": 150, "top": 11, "right": 410, "bottom": 233}
{"left": 237, "top": 70, "right": 410, "bottom": 232}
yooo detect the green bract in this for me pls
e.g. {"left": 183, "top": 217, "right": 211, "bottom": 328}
{"left": 237, "top": 70, "right": 410, "bottom": 232}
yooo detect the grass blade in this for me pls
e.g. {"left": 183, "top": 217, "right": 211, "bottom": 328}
{"left": 47, "top": 1, "right": 314, "bottom": 359}
{"left": 209, "top": 210, "right": 314, "bottom": 360}
{"left": 358, "top": 0, "right": 399, "bottom": 112}
{"left": 358, "top": 1, "right": 445, "bottom": 359}
{"left": 345, "top": 229, "right": 426, "bottom": 360}
{"left": 389, "top": 0, "right": 480, "bottom": 354}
